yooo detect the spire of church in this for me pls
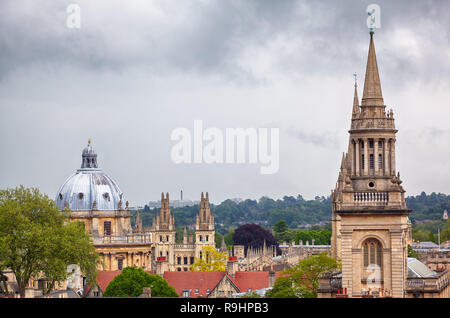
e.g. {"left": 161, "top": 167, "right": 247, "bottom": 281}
{"left": 361, "top": 31, "right": 384, "bottom": 107}
{"left": 352, "top": 75, "right": 360, "bottom": 116}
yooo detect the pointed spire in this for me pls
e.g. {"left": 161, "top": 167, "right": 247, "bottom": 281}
{"left": 340, "top": 152, "right": 346, "bottom": 170}
{"left": 352, "top": 75, "right": 360, "bottom": 116}
{"left": 362, "top": 31, "right": 384, "bottom": 106}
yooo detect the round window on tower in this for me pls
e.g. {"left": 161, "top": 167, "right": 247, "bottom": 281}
{"left": 78, "top": 192, "right": 84, "bottom": 199}
{"left": 103, "top": 192, "right": 110, "bottom": 201}
{"left": 368, "top": 182, "right": 375, "bottom": 188}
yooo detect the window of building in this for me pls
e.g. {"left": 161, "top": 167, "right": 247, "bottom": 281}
{"left": 177, "top": 257, "right": 181, "bottom": 265}
{"left": 117, "top": 259, "right": 123, "bottom": 270}
{"left": 206, "top": 235, "right": 209, "bottom": 242}
{"left": 182, "top": 290, "right": 190, "bottom": 297}
{"left": 369, "top": 140, "right": 374, "bottom": 148}
{"left": 369, "top": 154, "right": 374, "bottom": 169}
{"left": 200, "top": 235, "right": 203, "bottom": 242}
{"left": 190, "top": 257, "right": 194, "bottom": 264}
{"left": 378, "top": 140, "right": 383, "bottom": 148}
{"left": 184, "top": 257, "right": 188, "bottom": 265}
{"left": 363, "top": 239, "right": 383, "bottom": 268}
{"left": 206, "top": 289, "right": 210, "bottom": 295}
{"left": 195, "top": 289, "right": 199, "bottom": 294}
{"left": 177, "top": 268, "right": 181, "bottom": 271}
{"left": 104, "top": 221, "right": 111, "bottom": 236}
{"left": 166, "top": 235, "right": 169, "bottom": 242}
{"left": 361, "top": 154, "right": 365, "bottom": 169}
{"left": 160, "top": 235, "right": 162, "bottom": 242}
{"left": 378, "top": 154, "right": 383, "bottom": 169}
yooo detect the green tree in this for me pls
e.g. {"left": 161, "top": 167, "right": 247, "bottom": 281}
{"left": 224, "top": 229, "right": 234, "bottom": 247}
{"left": 407, "top": 245, "right": 419, "bottom": 258}
{"left": 190, "top": 246, "right": 227, "bottom": 271}
{"left": 0, "top": 186, "right": 99, "bottom": 297}
{"left": 266, "top": 252, "right": 340, "bottom": 298}
{"left": 441, "top": 219, "right": 450, "bottom": 242}
{"left": 103, "top": 267, "right": 178, "bottom": 297}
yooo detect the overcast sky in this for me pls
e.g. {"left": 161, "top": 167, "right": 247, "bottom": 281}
{"left": 0, "top": 0, "right": 449, "bottom": 205}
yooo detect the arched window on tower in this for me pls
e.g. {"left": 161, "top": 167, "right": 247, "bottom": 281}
{"left": 362, "top": 238, "right": 383, "bottom": 285}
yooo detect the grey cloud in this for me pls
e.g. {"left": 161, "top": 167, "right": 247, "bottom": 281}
{"left": 285, "top": 127, "right": 339, "bottom": 148}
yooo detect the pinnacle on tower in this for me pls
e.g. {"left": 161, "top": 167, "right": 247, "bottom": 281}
{"left": 361, "top": 32, "right": 384, "bottom": 106}
{"left": 352, "top": 79, "right": 360, "bottom": 116}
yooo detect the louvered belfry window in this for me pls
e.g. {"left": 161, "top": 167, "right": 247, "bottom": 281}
{"left": 363, "top": 239, "right": 382, "bottom": 268}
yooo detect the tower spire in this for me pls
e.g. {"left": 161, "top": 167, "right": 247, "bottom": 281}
{"left": 361, "top": 31, "right": 384, "bottom": 107}
{"left": 352, "top": 73, "right": 360, "bottom": 116}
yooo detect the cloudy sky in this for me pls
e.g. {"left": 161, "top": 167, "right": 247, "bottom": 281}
{"left": 0, "top": 0, "right": 449, "bottom": 205}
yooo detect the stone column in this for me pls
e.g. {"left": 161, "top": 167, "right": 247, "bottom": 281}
{"left": 390, "top": 139, "right": 396, "bottom": 176}
{"left": 384, "top": 139, "right": 389, "bottom": 176}
{"left": 352, "top": 248, "right": 362, "bottom": 296}
{"left": 363, "top": 138, "right": 369, "bottom": 176}
{"left": 374, "top": 138, "right": 379, "bottom": 174}
{"left": 355, "top": 139, "right": 360, "bottom": 176}
{"left": 341, "top": 230, "right": 353, "bottom": 297}
{"left": 389, "top": 230, "right": 404, "bottom": 298}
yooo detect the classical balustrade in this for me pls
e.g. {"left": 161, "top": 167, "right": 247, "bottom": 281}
{"left": 94, "top": 234, "right": 153, "bottom": 245}
{"left": 353, "top": 192, "right": 389, "bottom": 203}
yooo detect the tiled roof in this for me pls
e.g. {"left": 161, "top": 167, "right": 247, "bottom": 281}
{"left": 163, "top": 271, "right": 280, "bottom": 297}
{"left": 232, "top": 271, "right": 278, "bottom": 292}
{"left": 163, "top": 271, "right": 227, "bottom": 298}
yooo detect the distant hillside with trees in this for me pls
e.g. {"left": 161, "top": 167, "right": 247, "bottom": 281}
{"left": 131, "top": 192, "right": 449, "bottom": 236}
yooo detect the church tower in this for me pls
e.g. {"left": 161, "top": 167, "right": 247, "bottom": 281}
{"left": 195, "top": 192, "right": 216, "bottom": 258}
{"left": 152, "top": 192, "right": 176, "bottom": 271}
{"left": 331, "top": 31, "right": 411, "bottom": 298}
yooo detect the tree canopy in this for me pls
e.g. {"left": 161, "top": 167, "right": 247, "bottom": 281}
{"left": 103, "top": 267, "right": 178, "bottom": 297}
{"left": 190, "top": 246, "right": 227, "bottom": 271}
{"left": 233, "top": 223, "right": 281, "bottom": 255}
{"left": 265, "top": 252, "right": 340, "bottom": 298}
{"left": 0, "top": 186, "right": 99, "bottom": 297}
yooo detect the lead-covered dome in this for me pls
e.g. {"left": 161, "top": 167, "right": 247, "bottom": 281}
{"left": 55, "top": 140, "right": 124, "bottom": 211}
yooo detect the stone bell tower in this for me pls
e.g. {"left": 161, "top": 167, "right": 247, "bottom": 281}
{"left": 194, "top": 192, "right": 216, "bottom": 258}
{"left": 331, "top": 31, "right": 411, "bottom": 298}
{"left": 152, "top": 192, "right": 176, "bottom": 271}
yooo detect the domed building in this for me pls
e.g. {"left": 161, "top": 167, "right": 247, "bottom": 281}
{"left": 56, "top": 140, "right": 124, "bottom": 213}
{"left": 55, "top": 140, "right": 153, "bottom": 271}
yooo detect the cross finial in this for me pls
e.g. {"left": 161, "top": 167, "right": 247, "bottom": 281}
{"left": 353, "top": 73, "right": 358, "bottom": 87}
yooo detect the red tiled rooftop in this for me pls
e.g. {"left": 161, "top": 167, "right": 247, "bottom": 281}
{"left": 163, "top": 271, "right": 227, "bottom": 298}
{"left": 232, "top": 271, "right": 279, "bottom": 292}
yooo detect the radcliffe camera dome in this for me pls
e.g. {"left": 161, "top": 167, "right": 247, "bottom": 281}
{"left": 55, "top": 140, "right": 124, "bottom": 211}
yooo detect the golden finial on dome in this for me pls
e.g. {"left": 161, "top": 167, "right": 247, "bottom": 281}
{"left": 88, "top": 138, "right": 91, "bottom": 145}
